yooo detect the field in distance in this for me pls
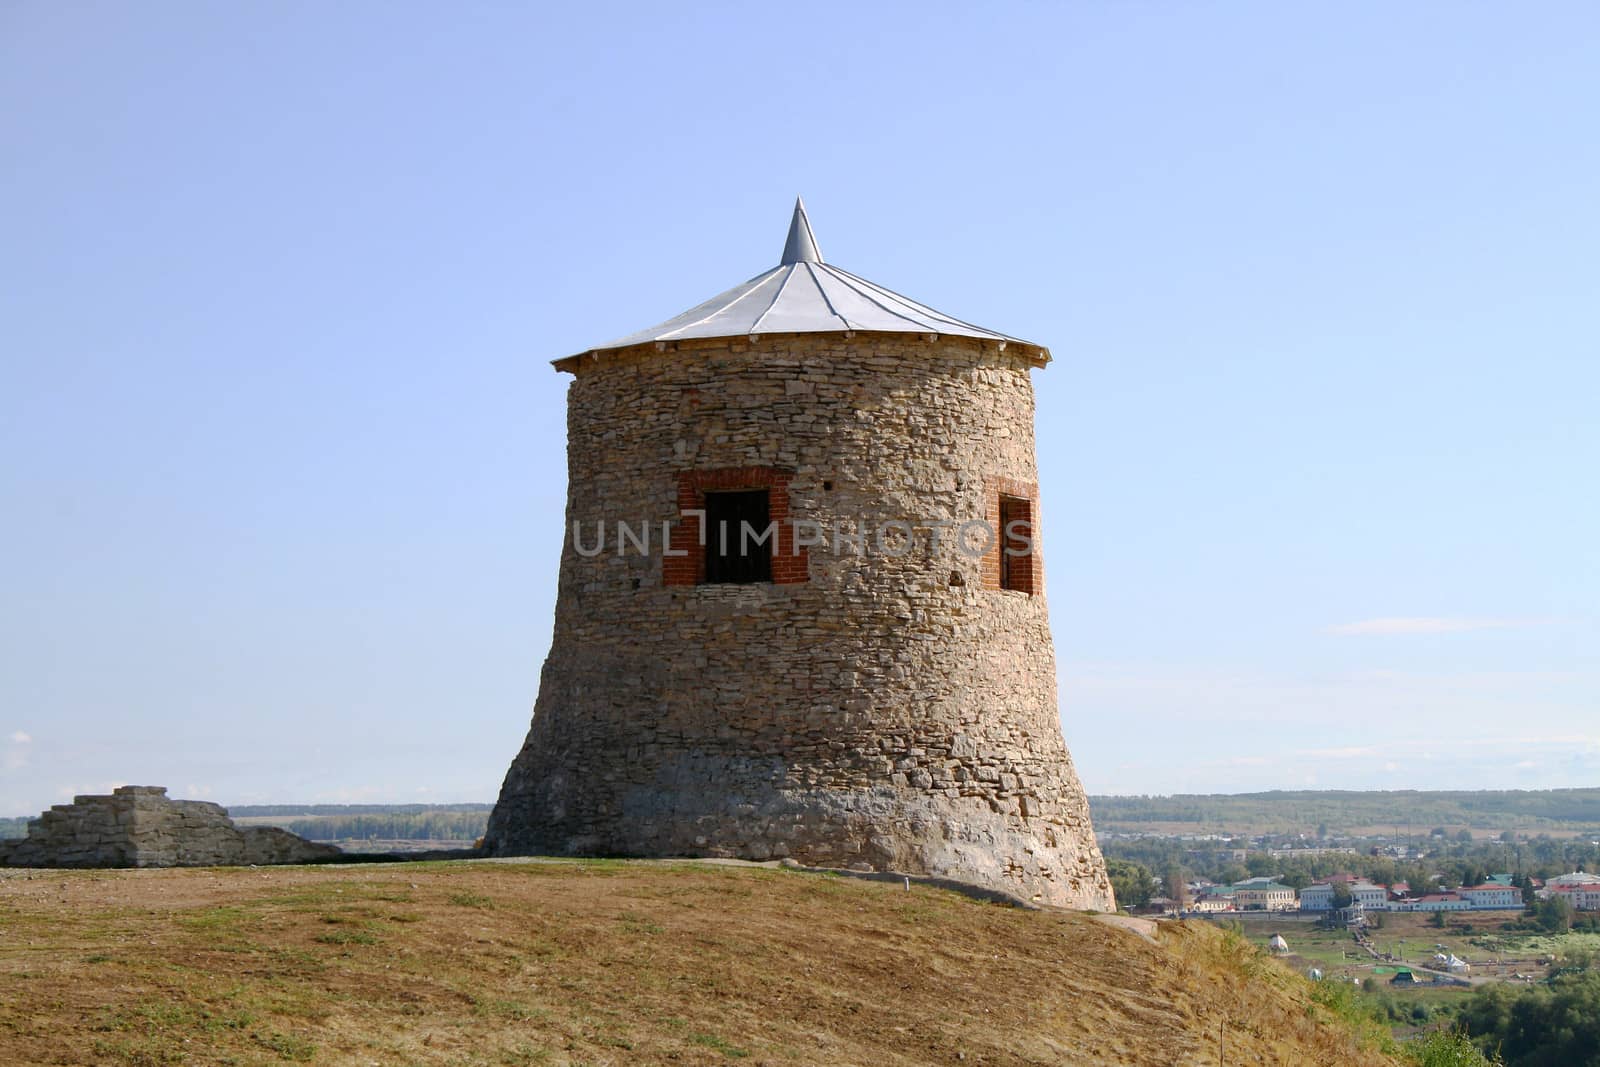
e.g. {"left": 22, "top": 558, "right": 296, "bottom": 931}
{"left": 1089, "top": 789, "right": 1600, "bottom": 838}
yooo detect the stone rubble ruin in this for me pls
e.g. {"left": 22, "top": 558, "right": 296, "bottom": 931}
{"left": 0, "top": 786, "right": 341, "bottom": 868}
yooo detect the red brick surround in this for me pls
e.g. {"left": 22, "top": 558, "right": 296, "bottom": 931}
{"left": 982, "top": 476, "right": 1040, "bottom": 595}
{"left": 664, "top": 467, "right": 808, "bottom": 586}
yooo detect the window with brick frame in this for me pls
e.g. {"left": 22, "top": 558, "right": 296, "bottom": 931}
{"left": 664, "top": 467, "right": 808, "bottom": 587}
{"left": 999, "top": 494, "right": 1036, "bottom": 595}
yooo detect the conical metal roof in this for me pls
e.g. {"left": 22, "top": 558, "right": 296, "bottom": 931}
{"left": 558, "top": 199, "right": 1048, "bottom": 367}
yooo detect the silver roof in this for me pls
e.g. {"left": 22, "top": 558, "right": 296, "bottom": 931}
{"left": 561, "top": 199, "right": 1047, "bottom": 365}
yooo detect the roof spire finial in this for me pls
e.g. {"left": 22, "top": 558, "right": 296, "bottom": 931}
{"left": 780, "top": 196, "right": 822, "bottom": 265}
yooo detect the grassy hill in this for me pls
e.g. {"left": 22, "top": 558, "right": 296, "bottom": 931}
{"left": 0, "top": 859, "right": 1405, "bottom": 1066}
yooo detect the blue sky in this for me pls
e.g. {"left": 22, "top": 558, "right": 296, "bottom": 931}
{"left": 2, "top": 3, "right": 1596, "bottom": 815}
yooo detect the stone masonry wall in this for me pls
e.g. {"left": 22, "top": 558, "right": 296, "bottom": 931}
{"left": 0, "top": 786, "right": 341, "bottom": 868}
{"left": 486, "top": 333, "right": 1114, "bottom": 909}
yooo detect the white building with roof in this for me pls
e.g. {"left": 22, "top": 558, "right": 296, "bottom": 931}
{"left": 1545, "top": 872, "right": 1600, "bottom": 889}
{"left": 1300, "top": 880, "right": 1388, "bottom": 911}
{"left": 1299, "top": 883, "right": 1335, "bottom": 911}
{"left": 1234, "top": 881, "right": 1297, "bottom": 911}
{"left": 1460, "top": 884, "right": 1522, "bottom": 910}
{"left": 1352, "top": 882, "right": 1389, "bottom": 910}
{"left": 1396, "top": 893, "right": 1471, "bottom": 912}
{"left": 1541, "top": 874, "right": 1600, "bottom": 911}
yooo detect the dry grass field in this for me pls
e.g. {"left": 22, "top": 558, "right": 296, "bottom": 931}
{"left": 0, "top": 859, "right": 1402, "bottom": 1066}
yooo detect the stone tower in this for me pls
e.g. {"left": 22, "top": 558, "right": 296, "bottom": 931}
{"left": 486, "top": 201, "right": 1113, "bottom": 909}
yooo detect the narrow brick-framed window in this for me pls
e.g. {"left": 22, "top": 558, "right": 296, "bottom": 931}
{"left": 983, "top": 477, "right": 1040, "bottom": 596}
{"left": 664, "top": 467, "right": 808, "bottom": 586}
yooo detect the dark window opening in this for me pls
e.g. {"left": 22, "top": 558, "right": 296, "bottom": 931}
{"left": 999, "top": 495, "right": 1033, "bottom": 593}
{"left": 704, "top": 489, "right": 772, "bottom": 584}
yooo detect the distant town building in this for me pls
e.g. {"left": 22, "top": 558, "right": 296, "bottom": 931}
{"left": 1546, "top": 872, "right": 1600, "bottom": 886}
{"left": 1300, "top": 878, "right": 1390, "bottom": 912}
{"left": 1233, "top": 880, "right": 1297, "bottom": 911}
{"left": 1300, "top": 874, "right": 1519, "bottom": 913}
{"left": 1264, "top": 846, "right": 1358, "bottom": 860}
{"left": 1551, "top": 885, "right": 1600, "bottom": 910}
{"left": 1460, "top": 884, "right": 1522, "bottom": 910}
{"left": 1395, "top": 893, "right": 1471, "bottom": 912}
{"left": 1189, "top": 884, "right": 1236, "bottom": 913}
{"left": 1299, "top": 883, "right": 1334, "bottom": 911}
{"left": 1540, "top": 872, "right": 1600, "bottom": 910}
{"left": 1351, "top": 882, "right": 1389, "bottom": 910}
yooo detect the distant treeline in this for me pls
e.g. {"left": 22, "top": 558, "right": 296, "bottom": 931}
{"left": 1101, "top": 832, "right": 1599, "bottom": 894}
{"left": 1459, "top": 970, "right": 1600, "bottom": 1065}
{"left": 273, "top": 811, "right": 490, "bottom": 842}
{"left": 230, "top": 804, "right": 493, "bottom": 818}
{"left": 224, "top": 804, "right": 492, "bottom": 843}
{"left": 1089, "top": 789, "right": 1600, "bottom": 833}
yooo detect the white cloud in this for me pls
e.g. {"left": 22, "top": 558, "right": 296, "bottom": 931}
{"left": 1326, "top": 616, "right": 1558, "bottom": 636}
{"left": 4, "top": 732, "right": 32, "bottom": 771}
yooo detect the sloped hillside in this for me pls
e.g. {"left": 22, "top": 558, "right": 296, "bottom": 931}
{"left": 0, "top": 859, "right": 1400, "bottom": 1065}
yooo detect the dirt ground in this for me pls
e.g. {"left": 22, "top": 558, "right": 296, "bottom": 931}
{"left": 0, "top": 859, "right": 1402, "bottom": 1066}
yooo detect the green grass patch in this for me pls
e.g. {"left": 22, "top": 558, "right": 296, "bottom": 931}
{"left": 252, "top": 1028, "right": 316, "bottom": 1061}
{"left": 90, "top": 1035, "right": 185, "bottom": 1065}
{"left": 618, "top": 910, "right": 664, "bottom": 934}
{"left": 1468, "top": 930, "right": 1600, "bottom": 958}
{"left": 471, "top": 996, "right": 548, "bottom": 1022}
{"left": 689, "top": 1031, "right": 751, "bottom": 1058}
{"left": 1306, "top": 980, "right": 1402, "bottom": 1057}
